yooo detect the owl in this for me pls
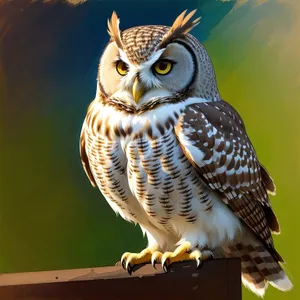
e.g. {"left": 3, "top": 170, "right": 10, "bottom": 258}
{"left": 80, "top": 10, "right": 293, "bottom": 297}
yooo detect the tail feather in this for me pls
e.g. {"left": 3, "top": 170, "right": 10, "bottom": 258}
{"left": 224, "top": 242, "right": 293, "bottom": 297}
{"left": 241, "top": 259, "right": 267, "bottom": 297}
{"left": 242, "top": 271, "right": 267, "bottom": 297}
{"left": 268, "top": 271, "right": 293, "bottom": 291}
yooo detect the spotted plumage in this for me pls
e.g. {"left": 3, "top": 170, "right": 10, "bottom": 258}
{"left": 80, "top": 9, "right": 292, "bottom": 297}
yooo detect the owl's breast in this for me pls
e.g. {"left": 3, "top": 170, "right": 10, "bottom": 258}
{"left": 122, "top": 127, "right": 207, "bottom": 224}
{"left": 84, "top": 101, "right": 216, "bottom": 226}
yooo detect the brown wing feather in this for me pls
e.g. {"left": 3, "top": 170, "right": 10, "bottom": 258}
{"left": 80, "top": 124, "right": 97, "bottom": 187}
{"left": 175, "top": 100, "right": 281, "bottom": 258}
{"left": 260, "top": 163, "right": 276, "bottom": 195}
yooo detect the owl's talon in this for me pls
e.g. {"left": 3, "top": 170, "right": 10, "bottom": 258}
{"left": 158, "top": 242, "right": 214, "bottom": 271}
{"left": 121, "top": 259, "right": 126, "bottom": 270}
{"left": 196, "top": 250, "right": 214, "bottom": 269}
{"left": 151, "top": 251, "right": 163, "bottom": 270}
{"left": 121, "top": 252, "right": 130, "bottom": 271}
{"left": 120, "top": 246, "right": 159, "bottom": 273}
{"left": 196, "top": 257, "right": 202, "bottom": 269}
{"left": 162, "top": 258, "right": 170, "bottom": 273}
{"left": 126, "top": 263, "right": 133, "bottom": 276}
{"left": 152, "top": 259, "right": 157, "bottom": 269}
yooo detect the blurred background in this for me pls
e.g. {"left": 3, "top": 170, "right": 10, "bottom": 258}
{"left": 0, "top": 0, "right": 299, "bottom": 298}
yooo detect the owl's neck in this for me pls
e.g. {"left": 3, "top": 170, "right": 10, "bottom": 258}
{"left": 99, "top": 92, "right": 219, "bottom": 115}
{"left": 87, "top": 96, "right": 217, "bottom": 141}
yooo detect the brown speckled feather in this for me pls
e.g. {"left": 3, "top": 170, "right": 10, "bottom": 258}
{"left": 175, "top": 100, "right": 281, "bottom": 259}
{"left": 260, "top": 164, "right": 276, "bottom": 195}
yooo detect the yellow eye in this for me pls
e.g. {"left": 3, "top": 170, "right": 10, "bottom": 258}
{"left": 153, "top": 60, "right": 173, "bottom": 75}
{"left": 116, "top": 60, "right": 128, "bottom": 76}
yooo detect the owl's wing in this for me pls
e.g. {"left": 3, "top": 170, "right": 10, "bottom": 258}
{"left": 260, "top": 163, "right": 276, "bottom": 195}
{"left": 175, "top": 100, "right": 281, "bottom": 255}
{"left": 80, "top": 122, "right": 97, "bottom": 187}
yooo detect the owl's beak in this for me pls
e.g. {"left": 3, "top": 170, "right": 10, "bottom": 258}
{"left": 132, "top": 77, "right": 145, "bottom": 104}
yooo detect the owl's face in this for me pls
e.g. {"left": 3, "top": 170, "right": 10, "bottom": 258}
{"left": 99, "top": 35, "right": 195, "bottom": 105}
{"left": 98, "top": 10, "right": 219, "bottom": 111}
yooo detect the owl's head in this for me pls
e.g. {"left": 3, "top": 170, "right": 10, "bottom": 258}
{"left": 98, "top": 10, "right": 220, "bottom": 112}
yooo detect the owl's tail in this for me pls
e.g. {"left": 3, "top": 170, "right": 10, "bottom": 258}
{"left": 224, "top": 242, "right": 293, "bottom": 297}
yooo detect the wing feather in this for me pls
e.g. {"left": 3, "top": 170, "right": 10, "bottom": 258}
{"left": 260, "top": 163, "right": 276, "bottom": 195}
{"left": 80, "top": 123, "right": 97, "bottom": 187}
{"left": 175, "top": 100, "right": 281, "bottom": 255}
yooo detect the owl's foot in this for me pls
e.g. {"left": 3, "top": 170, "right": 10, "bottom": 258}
{"left": 151, "top": 242, "right": 213, "bottom": 272}
{"left": 121, "top": 246, "right": 159, "bottom": 275}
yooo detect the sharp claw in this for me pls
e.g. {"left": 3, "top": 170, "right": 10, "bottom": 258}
{"left": 162, "top": 259, "right": 169, "bottom": 273}
{"left": 163, "top": 264, "right": 168, "bottom": 272}
{"left": 121, "top": 258, "right": 126, "bottom": 270}
{"left": 127, "top": 263, "right": 133, "bottom": 276}
{"left": 152, "top": 259, "right": 157, "bottom": 269}
{"left": 196, "top": 257, "right": 202, "bottom": 269}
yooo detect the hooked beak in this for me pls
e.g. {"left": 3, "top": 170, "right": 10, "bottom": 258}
{"left": 132, "top": 77, "right": 146, "bottom": 104}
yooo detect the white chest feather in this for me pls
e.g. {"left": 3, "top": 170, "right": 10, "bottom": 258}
{"left": 85, "top": 98, "right": 242, "bottom": 249}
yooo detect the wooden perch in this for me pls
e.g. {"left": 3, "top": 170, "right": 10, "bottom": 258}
{"left": 0, "top": 258, "right": 241, "bottom": 300}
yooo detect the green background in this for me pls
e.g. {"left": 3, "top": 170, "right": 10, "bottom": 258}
{"left": 0, "top": 0, "right": 298, "bottom": 299}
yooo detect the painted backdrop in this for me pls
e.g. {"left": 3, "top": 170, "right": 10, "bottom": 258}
{"left": 1, "top": 0, "right": 299, "bottom": 299}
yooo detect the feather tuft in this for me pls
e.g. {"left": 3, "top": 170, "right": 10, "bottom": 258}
{"left": 107, "top": 11, "right": 123, "bottom": 49}
{"left": 158, "top": 9, "right": 201, "bottom": 49}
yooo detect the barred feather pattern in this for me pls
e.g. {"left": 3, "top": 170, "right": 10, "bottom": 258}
{"left": 223, "top": 241, "right": 292, "bottom": 297}
{"left": 121, "top": 26, "right": 169, "bottom": 64}
{"left": 81, "top": 97, "right": 292, "bottom": 295}
{"left": 175, "top": 100, "right": 279, "bottom": 246}
{"left": 81, "top": 99, "right": 216, "bottom": 230}
{"left": 113, "top": 9, "right": 201, "bottom": 65}
{"left": 175, "top": 99, "right": 292, "bottom": 295}
{"left": 81, "top": 97, "right": 245, "bottom": 248}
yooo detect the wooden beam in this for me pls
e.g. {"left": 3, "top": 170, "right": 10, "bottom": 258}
{"left": 0, "top": 258, "right": 241, "bottom": 300}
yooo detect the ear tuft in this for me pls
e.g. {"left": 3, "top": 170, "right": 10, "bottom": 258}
{"left": 158, "top": 9, "right": 201, "bottom": 48}
{"left": 107, "top": 11, "right": 123, "bottom": 49}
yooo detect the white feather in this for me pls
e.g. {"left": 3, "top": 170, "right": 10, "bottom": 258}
{"left": 91, "top": 96, "right": 243, "bottom": 252}
{"left": 242, "top": 277, "right": 266, "bottom": 298}
{"left": 269, "top": 271, "right": 293, "bottom": 291}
